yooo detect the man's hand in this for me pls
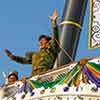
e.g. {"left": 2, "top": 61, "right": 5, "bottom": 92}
{"left": 49, "top": 9, "right": 59, "bottom": 21}
{"left": 5, "top": 49, "right": 16, "bottom": 60}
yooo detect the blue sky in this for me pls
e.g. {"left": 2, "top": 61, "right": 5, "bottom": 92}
{"left": 0, "top": 0, "right": 99, "bottom": 85}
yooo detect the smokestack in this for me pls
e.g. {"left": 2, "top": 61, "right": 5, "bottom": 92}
{"left": 57, "top": 0, "right": 88, "bottom": 66}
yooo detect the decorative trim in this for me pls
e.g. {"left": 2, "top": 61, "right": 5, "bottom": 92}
{"left": 60, "top": 21, "right": 82, "bottom": 29}
{"left": 88, "top": 0, "right": 100, "bottom": 49}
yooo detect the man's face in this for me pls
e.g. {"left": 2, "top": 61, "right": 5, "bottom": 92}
{"left": 39, "top": 38, "right": 48, "bottom": 49}
{"left": 8, "top": 75, "right": 17, "bottom": 85}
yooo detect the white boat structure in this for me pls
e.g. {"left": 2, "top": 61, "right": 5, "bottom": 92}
{"left": 0, "top": 57, "right": 100, "bottom": 100}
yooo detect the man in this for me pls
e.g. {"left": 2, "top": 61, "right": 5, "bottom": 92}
{"left": 8, "top": 70, "right": 18, "bottom": 85}
{"left": 0, "top": 71, "right": 19, "bottom": 99}
{"left": 1, "top": 70, "right": 18, "bottom": 86}
{"left": 5, "top": 10, "right": 60, "bottom": 76}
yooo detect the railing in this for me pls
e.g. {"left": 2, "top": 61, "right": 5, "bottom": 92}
{"left": 24, "top": 94, "right": 100, "bottom": 100}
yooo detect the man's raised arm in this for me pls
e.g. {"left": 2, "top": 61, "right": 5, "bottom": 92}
{"left": 49, "top": 9, "right": 59, "bottom": 42}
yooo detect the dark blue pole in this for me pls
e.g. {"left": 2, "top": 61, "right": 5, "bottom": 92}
{"left": 58, "top": 0, "right": 88, "bottom": 66}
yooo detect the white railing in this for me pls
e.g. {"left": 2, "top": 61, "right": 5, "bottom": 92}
{"left": 24, "top": 94, "right": 100, "bottom": 100}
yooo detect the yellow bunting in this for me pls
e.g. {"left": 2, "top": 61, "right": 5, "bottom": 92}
{"left": 86, "top": 63, "right": 100, "bottom": 78}
{"left": 64, "top": 70, "right": 73, "bottom": 83}
{"left": 28, "top": 80, "right": 35, "bottom": 89}
{"left": 73, "top": 71, "right": 81, "bottom": 87}
{"left": 82, "top": 73, "right": 88, "bottom": 83}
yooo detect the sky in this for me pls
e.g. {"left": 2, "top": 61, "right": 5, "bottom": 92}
{"left": 0, "top": 0, "right": 99, "bottom": 85}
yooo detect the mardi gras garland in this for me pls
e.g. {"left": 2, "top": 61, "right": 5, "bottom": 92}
{"left": 18, "top": 58, "right": 100, "bottom": 95}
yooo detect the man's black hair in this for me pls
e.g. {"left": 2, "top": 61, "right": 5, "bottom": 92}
{"left": 38, "top": 35, "right": 51, "bottom": 41}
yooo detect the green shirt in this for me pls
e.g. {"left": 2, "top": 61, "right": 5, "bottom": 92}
{"left": 14, "top": 21, "right": 59, "bottom": 76}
